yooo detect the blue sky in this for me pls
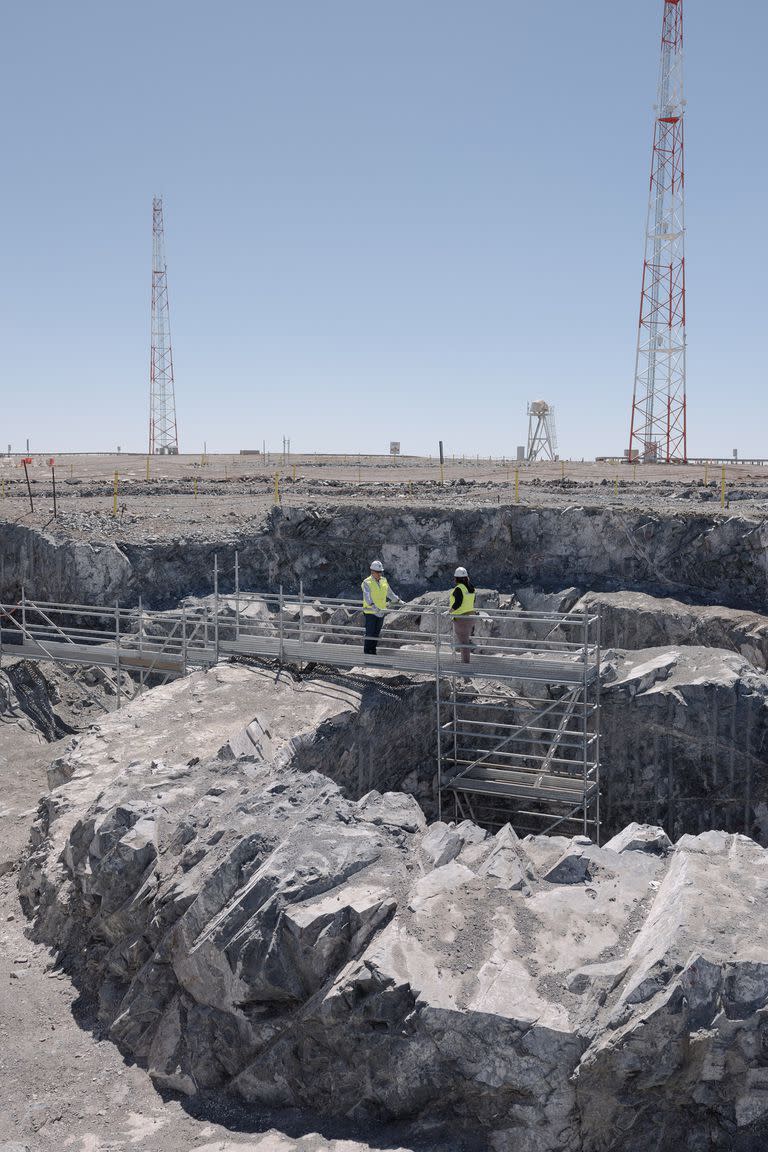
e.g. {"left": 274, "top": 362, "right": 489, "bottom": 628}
{"left": 1, "top": 1, "right": 765, "bottom": 458}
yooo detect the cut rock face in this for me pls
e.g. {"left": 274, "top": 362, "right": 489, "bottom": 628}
{"left": 578, "top": 589, "right": 768, "bottom": 672}
{"left": 601, "top": 645, "right": 768, "bottom": 842}
{"left": 18, "top": 666, "right": 768, "bottom": 1151}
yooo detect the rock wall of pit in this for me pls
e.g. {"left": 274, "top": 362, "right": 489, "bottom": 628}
{"left": 19, "top": 666, "right": 768, "bottom": 1152}
{"left": 2, "top": 503, "right": 767, "bottom": 611}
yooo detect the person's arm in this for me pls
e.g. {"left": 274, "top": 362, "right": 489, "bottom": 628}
{"left": 451, "top": 586, "right": 463, "bottom": 612}
{"left": 386, "top": 585, "right": 402, "bottom": 604}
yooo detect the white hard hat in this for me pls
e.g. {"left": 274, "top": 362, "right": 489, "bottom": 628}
{"left": 454, "top": 566, "right": 468, "bottom": 579}
{"left": 370, "top": 560, "right": 384, "bottom": 572}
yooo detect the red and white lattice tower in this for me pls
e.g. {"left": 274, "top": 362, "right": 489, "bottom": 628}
{"left": 628, "top": 0, "right": 687, "bottom": 464}
{"left": 148, "top": 197, "right": 179, "bottom": 455}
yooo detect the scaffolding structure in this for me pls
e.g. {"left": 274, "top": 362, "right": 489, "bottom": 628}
{"left": 441, "top": 608, "right": 600, "bottom": 837}
{"left": 0, "top": 572, "right": 601, "bottom": 840}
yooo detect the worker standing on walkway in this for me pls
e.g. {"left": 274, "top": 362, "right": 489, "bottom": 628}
{"left": 362, "top": 560, "right": 402, "bottom": 655}
{"left": 450, "top": 566, "right": 476, "bottom": 664}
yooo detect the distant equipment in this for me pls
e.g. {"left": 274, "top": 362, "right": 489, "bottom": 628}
{"left": 526, "top": 402, "right": 558, "bottom": 463}
{"left": 628, "top": 1, "right": 687, "bottom": 464}
{"left": 148, "top": 197, "right": 179, "bottom": 456}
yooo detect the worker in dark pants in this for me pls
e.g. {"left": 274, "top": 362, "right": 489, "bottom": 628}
{"left": 450, "top": 566, "right": 476, "bottom": 664}
{"left": 362, "top": 560, "right": 402, "bottom": 654}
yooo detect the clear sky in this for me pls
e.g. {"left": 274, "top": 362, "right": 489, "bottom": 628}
{"left": 1, "top": 1, "right": 766, "bottom": 459}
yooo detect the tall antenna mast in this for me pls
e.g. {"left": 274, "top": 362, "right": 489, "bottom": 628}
{"left": 628, "top": 0, "right": 687, "bottom": 464}
{"left": 148, "top": 197, "right": 179, "bottom": 455}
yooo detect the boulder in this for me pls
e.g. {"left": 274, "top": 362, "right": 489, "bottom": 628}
{"left": 604, "top": 823, "right": 672, "bottom": 856}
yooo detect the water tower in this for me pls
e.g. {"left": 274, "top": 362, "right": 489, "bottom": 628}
{"left": 526, "top": 401, "right": 558, "bottom": 462}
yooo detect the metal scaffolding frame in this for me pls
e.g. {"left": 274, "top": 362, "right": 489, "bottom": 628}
{"left": 441, "top": 605, "right": 600, "bottom": 838}
{"left": 0, "top": 565, "right": 601, "bottom": 840}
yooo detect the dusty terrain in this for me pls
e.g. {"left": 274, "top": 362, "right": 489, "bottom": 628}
{"left": 1, "top": 454, "right": 766, "bottom": 545}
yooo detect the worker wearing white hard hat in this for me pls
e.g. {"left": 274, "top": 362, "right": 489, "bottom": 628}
{"left": 449, "top": 566, "right": 476, "bottom": 664}
{"left": 362, "top": 560, "right": 403, "bottom": 655}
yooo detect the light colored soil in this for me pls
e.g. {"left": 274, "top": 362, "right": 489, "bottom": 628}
{"left": 1, "top": 454, "right": 766, "bottom": 545}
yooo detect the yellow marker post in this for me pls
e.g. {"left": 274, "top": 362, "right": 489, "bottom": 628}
{"left": 274, "top": 472, "right": 280, "bottom": 505}
{"left": 113, "top": 471, "right": 118, "bottom": 516}
{"left": 721, "top": 464, "right": 726, "bottom": 509}
{"left": 514, "top": 468, "right": 519, "bottom": 505}
{"left": 193, "top": 477, "right": 197, "bottom": 500}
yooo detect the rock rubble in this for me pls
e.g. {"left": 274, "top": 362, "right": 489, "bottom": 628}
{"left": 18, "top": 666, "right": 768, "bottom": 1151}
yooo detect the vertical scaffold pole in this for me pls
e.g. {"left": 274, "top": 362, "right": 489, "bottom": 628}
{"left": 278, "top": 585, "right": 285, "bottom": 664}
{"left": 595, "top": 607, "right": 602, "bottom": 846}
{"left": 299, "top": 580, "right": 305, "bottom": 659}
{"left": 115, "top": 600, "right": 122, "bottom": 710}
{"left": 234, "top": 551, "right": 240, "bottom": 640}
{"left": 213, "top": 554, "right": 220, "bottom": 663}
{"left": 21, "top": 585, "right": 26, "bottom": 637}
{"left": 182, "top": 604, "right": 188, "bottom": 675}
{"left": 138, "top": 595, "right": 144, "bottom": 693}
{"left": 435, "top": 603, "right": 443, "bottom": 822}
{"left": 582, "top": 605, "right": 589, "bottom": 837}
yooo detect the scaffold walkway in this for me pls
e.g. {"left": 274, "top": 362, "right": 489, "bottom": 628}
{"left": 0, "top": 578, "right": 601, "bottom": 840}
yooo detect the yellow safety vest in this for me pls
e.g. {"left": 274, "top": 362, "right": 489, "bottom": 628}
{"left": 362, "top": 576, "right": 389, "bottom": 614}
{"left": 450, "top": 585, "right": 476, "bottom": 618}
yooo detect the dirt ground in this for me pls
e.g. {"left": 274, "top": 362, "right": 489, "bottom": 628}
{"left": 0, "top": 454, "right": 766, "bottom": 545}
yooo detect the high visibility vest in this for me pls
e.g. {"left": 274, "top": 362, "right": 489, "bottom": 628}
{"left": 450, "top": 585, "right": 476, "bottom": 618}
{"left": 362, "top": 575, "right": 389, "bottom": 614}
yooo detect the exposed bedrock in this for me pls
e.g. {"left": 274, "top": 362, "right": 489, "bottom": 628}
{"left": 0, "top": 522, "right": 132, "bottom": 604}
{"left": 579, "top": 590, "right": 768, "bottom": 672}
{"left": 602, "top": 647, "right": 768, "bottom": 843}
{"left": 2, "top": 503, "right": 768, "bottom": 610}
{"left": 19, "top": 666, "right": 768, "bottom": 1151}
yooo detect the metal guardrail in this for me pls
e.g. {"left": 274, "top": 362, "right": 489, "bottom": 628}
{"left": 0, "top": 581, "right": 601, "bottom": 840}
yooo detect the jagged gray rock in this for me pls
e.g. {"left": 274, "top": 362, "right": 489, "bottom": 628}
{"left": 601, "top": 645, "right": 768, "bottom": 844}
{"left": 18, "top": 666, "right": 768, "bottom": 1151}
{"left": 3, "top": 504, "right": 768, "bottom": 611}
{"left": 579, "top": 589, "right": 768, "bottom": 671}
{"left": 604, "top": 823, "right": 672, "bottom": 855}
